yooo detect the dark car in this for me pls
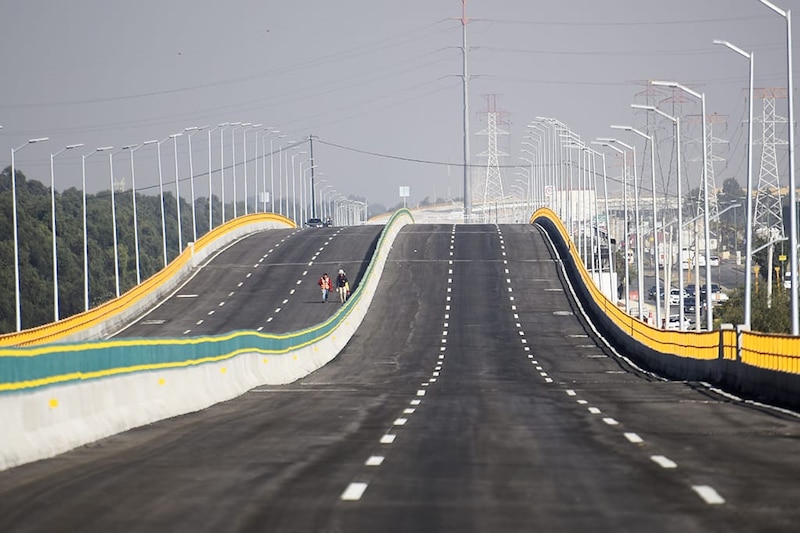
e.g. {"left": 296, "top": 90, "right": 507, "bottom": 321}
{"left": 305, "top": 218, "right": 325, "bottom": 228}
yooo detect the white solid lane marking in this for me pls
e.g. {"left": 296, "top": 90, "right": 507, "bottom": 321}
{"left": 380, "top": 434, "right": 396, "bottom": 444}
{"left": 624, "top": 432, "right": 644, "bottom": 444}
{"left": 341, "top": 482, "right": 368, "bottom": 501}
{"left": 651, "top": 455, "right": 678, "bottom": 469}
{"left": 602, "top": 418, "right": 619, "bottom": 426}
{"left": 588, "top": 407, "right": 601, "bottom": 414}
{"left": 692, "top": 485, "right": 725, "bottom": 505}
{"left": 365, "top": 456, "right": 384, "bottom": 466}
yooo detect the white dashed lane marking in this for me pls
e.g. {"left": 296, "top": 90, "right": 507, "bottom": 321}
{"left": 341, "top": 482, "right": 368, "bottom": 501}
{"left": 365, "top": 456, "right": 384, "bottom": 467}
{"left": 692, "top": 485, "right": 725, "bottom": 505}
{"left": 651, "top": 455, "right": 678, "bottom": 469}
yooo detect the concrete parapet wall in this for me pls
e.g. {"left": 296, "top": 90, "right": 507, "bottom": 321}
{"left": 0, "top": 210, "right": 413, "bottom": 471}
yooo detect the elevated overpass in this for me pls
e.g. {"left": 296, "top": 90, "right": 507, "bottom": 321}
{"left": 1, "top": 210, "right": 800, "bottom": 531}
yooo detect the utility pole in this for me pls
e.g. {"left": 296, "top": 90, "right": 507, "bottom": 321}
{"left": 309, "top": 133, "right": 317, "bottom": 219}
{"left": 461, "top": 0, "right": 472, "bottom": 223}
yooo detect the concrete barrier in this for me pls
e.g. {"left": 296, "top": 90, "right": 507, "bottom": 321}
{"left": 0, "top": 210, "right": 414, "bottom": 471}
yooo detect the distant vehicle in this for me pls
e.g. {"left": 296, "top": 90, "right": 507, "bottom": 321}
{"left": 709, "top": 256, "right": 720, "bottom": 267}
{"left": 668, "top": 288, "right": 687, "bottom": 305}
{"left": 665, "top": 314, "right": 691, "bottom": 330}
{"left": 305, "top": 218, "right": 325, "bottom": 228}
{"left": 785, "top": 271, "right": 792, "bottom": 290}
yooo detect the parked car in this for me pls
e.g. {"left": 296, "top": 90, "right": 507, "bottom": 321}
{"left": 668, "top": 288, "right": 687, "bottom": 306}
{"left": 665, "top": 314, "right": 691, "bottom": 330}
{"left": 683, "top": 296, "right": 707, "bottom": 315}
{"left": 709, "top": 256, "right": 720, "bottom": 267}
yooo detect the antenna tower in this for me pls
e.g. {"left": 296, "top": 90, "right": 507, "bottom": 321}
{"left": 753, "top": 87, "right": 787, "bottom": 238}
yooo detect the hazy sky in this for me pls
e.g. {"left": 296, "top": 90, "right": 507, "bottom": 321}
{"left": 0, "top": 0, "right": 795, "bottom": 210}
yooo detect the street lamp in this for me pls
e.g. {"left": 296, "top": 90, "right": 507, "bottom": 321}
{"left": 631, "top": 104, "right": 687, "bottom": 330}
{"left": 154, "top": 139, "right": 169, "bottom": 267}
{"left": 49, "top": 143, "right": 83, "bottom": 322}
{"left": 291, "top": 150, "right": 307, "bottom": 224}
{"left": 712, "top": 39, "right": 755, "bottom": 330}
{"left": 228, "top": 122, "right": 244, "bottom": 218}
{"left": 592, "top": 141, "right": 633, "bottom": 318}
{"left": 652, "top": 80, "right": 713, "bottom": 330}
{"left": 243, "top": 123, "right": 261, "bottom": 215}
{"left": 122, "top": 144, "right": 144, "bottom": 285}
{"left": 215, "top": 122, "right": 231, "bottom": 224}
{"left": 170, "top": 132, "right": 185, "bottom": 253}
{"left": 81, "top": 145, "right": 113, "bottom": 312}
{"left": 184, "top": 126, "right": 208, "bottom": 241}
{"left": 11, "top": 135, "right": 49, "bottom": 330}
{"left": 759, "top": 0, "right": 797, "bottom": 335}
{"left": 598, "top": 137, "right": 645, "bottom": 322}
{"left": 107, "top": 150, "right": 121, "bottom": 298}
{"left": 612, "top": 124, "right": 662, "bottom": 328}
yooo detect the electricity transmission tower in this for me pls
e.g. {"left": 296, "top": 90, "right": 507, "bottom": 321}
{"left": 753, "top": 88, "right": 787, "bottom": 238}
{"left": 688, "top": 113, "right": 727, "bottom": 221}
{"left": 476, "top": 94, "right": 509, "bottom": 220}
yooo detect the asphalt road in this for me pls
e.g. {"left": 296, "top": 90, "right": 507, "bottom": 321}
{"left": 111, "top": 225, "right": 382, "bottom": 337}
{"left": 1, "top": 224, "right": 800, "bottom": 532}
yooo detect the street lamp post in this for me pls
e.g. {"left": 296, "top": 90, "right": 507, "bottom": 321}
{"left": 122, "top": 144, "right": 144, "bottom": 286}
{"left": 184, "top": 126, "right": 207, "bottom": 242}
{"left": 291, "top": 151, "right": 307, "bottom": 225}
{"left": 49, "top": 143, "right": 82, "bottom": 322}
{"left": 599, "top": 137, "right": 645, "bottom": 322}
{"left": 170, "top": 133, "right": 184, "bottom": 253}
{"left": 632, "top": 104, "right": 687, "bottom": 330}
{"left": 593, "top": 141, "right": 633, "bottom": 318}
{"left": 228, "top": 122, "right": 243, "bottom": 218}
{"left": 652, "top": 80, "right": 713, "bottom": 330}
{"left": 612, "top": 125, "right": 662, "bottom": 328}
{"left": 81, "top": 146, "right": 113, "bottom": 312}
{"left": 242, "top": 123, "right": 259, "bottom": 215}
{"left": 11, "top": 136, "right": 49, "bottom": 330}
{"left": 713, "top": 39, "right": 755, "bottom": 330}
{"left": 759, "top": 0, "right": 797, "bottom": 335}
{"left": 107, "top": 151, "right": 121, "bottom": 298}
{"left": 155, "top": 139, "right": 169, "bottom": 267}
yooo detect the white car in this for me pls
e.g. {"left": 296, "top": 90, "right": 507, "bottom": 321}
{"left": 665, "top": 314, "right": 691, "bottom": 330}
{"left": 709, "top": 256, "right": 720, "bottom": 267}
{"left": 669, "top": 288, "right": 687, "bottom": 305}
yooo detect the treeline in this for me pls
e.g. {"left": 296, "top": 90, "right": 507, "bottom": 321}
{"left": 0, "top": 166, "right": 230, "bottom": 334}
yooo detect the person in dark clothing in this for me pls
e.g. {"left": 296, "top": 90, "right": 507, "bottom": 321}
{"left": 335, "top": 269, "right": 349, "bottom": 303}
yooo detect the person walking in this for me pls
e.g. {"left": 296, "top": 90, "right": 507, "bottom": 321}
{"left": 318, "top": 273, "right": 331, "bottom": 303}
{"left": 336, "top": 269, "right": 349, "bottom": 303}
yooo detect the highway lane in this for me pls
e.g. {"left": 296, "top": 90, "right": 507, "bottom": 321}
{"left": 1, "top": 224, "right": 800, "bottom": 531}
{"left": 112, "top": 225, "right": 382, "bottom": 338}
